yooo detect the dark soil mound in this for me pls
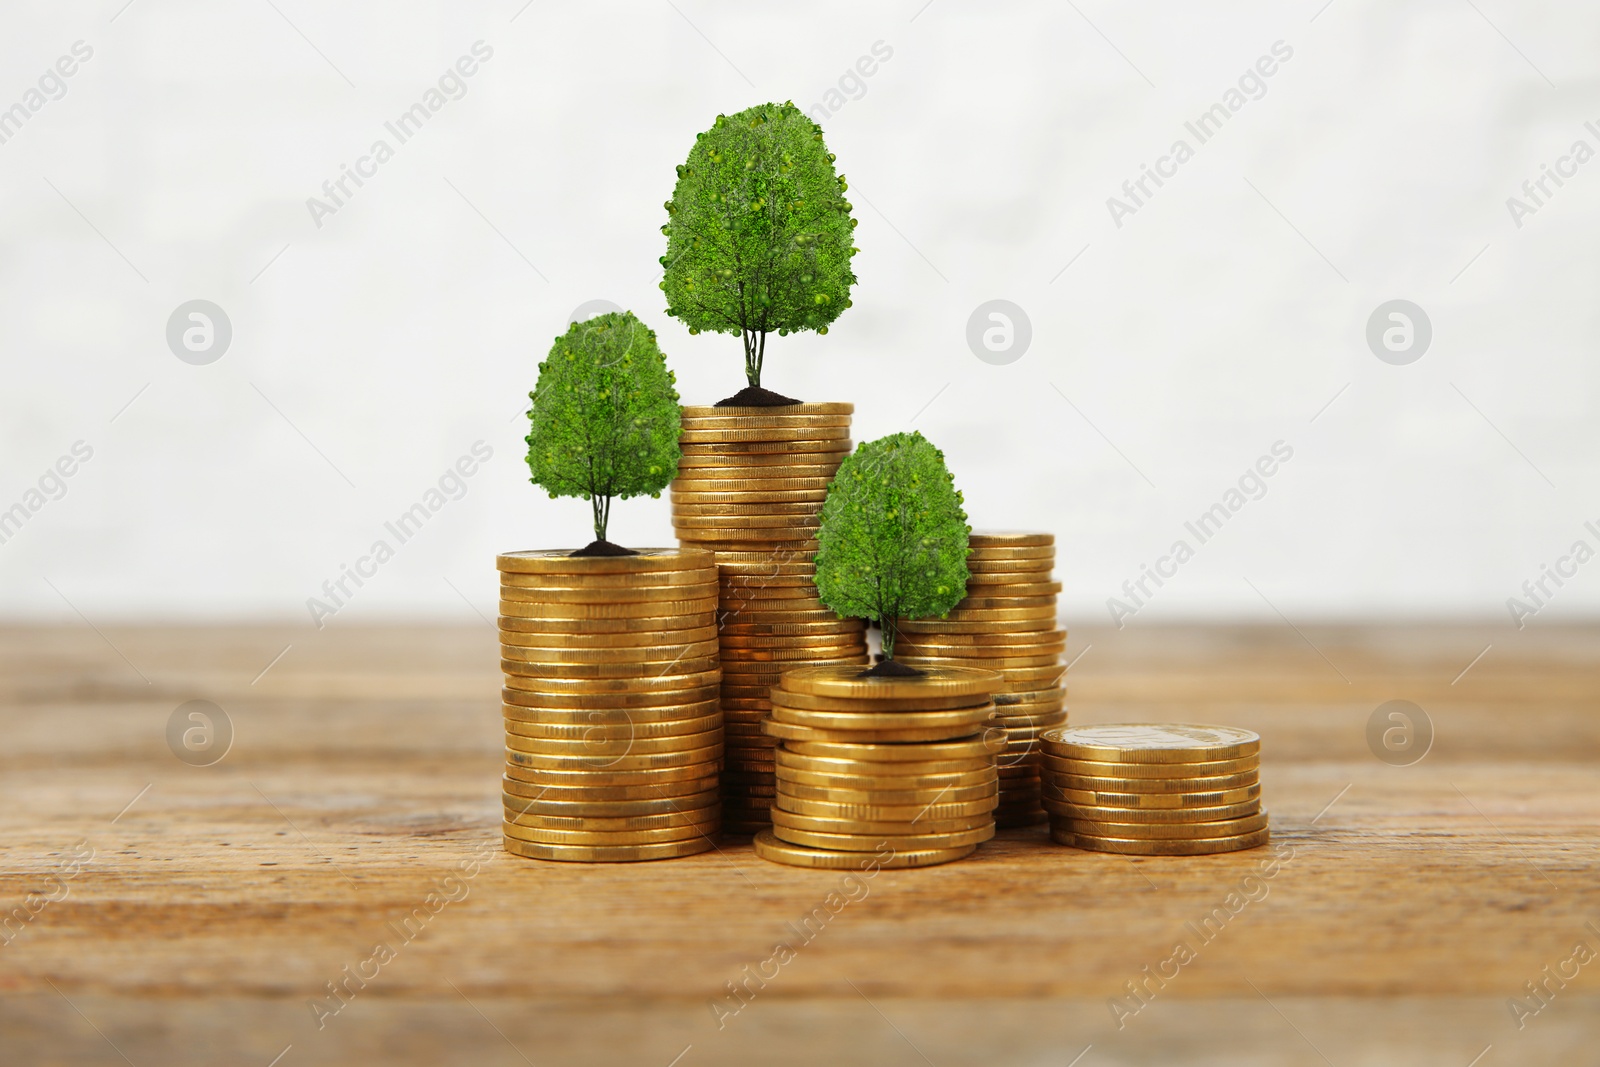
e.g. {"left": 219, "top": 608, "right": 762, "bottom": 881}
{"left": 569, "top": 540, "right": 638, "bottom": 557}
{"left": 857, "top": 658, "right": 926, "bottom": 679}
{"left": 714, "top": 385, "right": 801, "bottom": 407}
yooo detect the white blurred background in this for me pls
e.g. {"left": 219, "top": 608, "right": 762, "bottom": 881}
{"left": 1, "top": 0, "right": 1596, "bottom": 631}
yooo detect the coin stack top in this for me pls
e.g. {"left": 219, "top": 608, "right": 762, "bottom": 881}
{"left": 671, "top": 405, "right": 870, "bottom": 835}
{"left": 896, "top": 531, "right": 1065, "bottom": 827}
{"left": 496, "top": 547, "right": 723, "bottom": 862}
{"left": 753, "top": 664, "right": 1004, "bottom": 870}
{"left": 1040, "top": 724, "right": 1269, "bottom": 855}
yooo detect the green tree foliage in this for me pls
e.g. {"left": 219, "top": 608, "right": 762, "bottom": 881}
{"left": 814, "top": 432, "right": 970, "bottom": 660}
{"left": 661, "top": 101, "right": 859, "bottom": 390}
{"left": 525, "top": 311, "right": 681, "bottom": 547}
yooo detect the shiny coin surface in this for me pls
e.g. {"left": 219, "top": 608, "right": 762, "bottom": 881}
{"left": 1044, "top": 782, "right": 1260, "bottom": 808}
{"left": 502, "top": 836, "right": 716, "bottom": 862}
{"left": 781, "top": 664, "right": 1003, "bottom": 701}
{"left": 1041, "top": 724, "right": 1262, "bottom": 763}
{"left": 769, "top": 808, "right": 993, "bottom": 836}
{"left": 503, "top": 799, "right": 718, "bottom": 830}
{"left": 762, "top": 719, "right": 989, "bottom": 744}
{"left": 1053, "top": 811, "right": 1270, "bottom": 840}
{"left": 775, "top": 766, "right": 996, "bottom": 791}
{"left": 498, "top": 568, "right": 717, "bottom": 590}
{"left": 504, "top": 712, "right": 721, "bottom": 741}
{"left": 1042, "top": 798, "right": 1261, "bottom": 823}
{"left": 752, "top": 829, "right": 974, "bottom": 869}
{"left": 899, "top": 651, "right": 1062, "bottom": 670}
{"left": 502, "top": 669, "right": 721, "bottom": 696}
{"left": 496, "top": 582, "right": 719, "bottom": 604}
{"left": 769, "top": 703, "right": 996, "bottom": 733}
{"left": 903, "top": 628, "right": 1068, "bottom": 648}
{"left": 502, "top": 819, "right": 715, "bottom": 846}
{"left": 769, "top": 688, "right": 986, "bottom": 712}
{"left": 496, "top": 547, "right": 715, "bottom": 574}
{"left": 498, "top": 612, "right": 715, "bottom": 636}
{"left": 772, "top": 823, "right": 994, "bottom": 852}
{"left": 780, "top": 780, "right": 998, "bottom": 805}
{"left": 681, "top": 402, "right": 854, "bottom": 417}
{"left": 502, "top": 695, "right": 718, "bottom": 718}
{"left": 505, "top": 743, "right": 722, "bottom": 771}
{"left": 968, "top": 531, "right": 1055, "bottom": 548}
{"left": 504, "top": 727, "right": 721, "bottom": 756}
{"left": 1042, "top": 755, "right": 1259, "bottom": 779}
{"left": 784, "top": 735, "right": 1005, "bottom": 762}
{"left": 1053, "top": 827, "right": 1270, "bottom": 855}
{"left": 1050, "top": 770, "right": 1258, "bottom": 794}
{"left": 777, "top": 751, "right": 995, "bottom": 777}
{"left": 776, "top": 795, "right": 998, "bottom": 821}
{"left": 500, "top": 656, "right": 721, "bottom": 680}
{"left": 498, "top": 630, "right": 720, "bottom": 654}
{"left": 502, "top": 791, "right": 719, "bottom": 817}
{"left": 503, "top": 765, "right": 719, "bottom": 790}
{"left": 498, "top": 596, "right": 720, "bottom": 620}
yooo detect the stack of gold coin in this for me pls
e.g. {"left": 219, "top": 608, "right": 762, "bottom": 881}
{"left": 670, "top": 405, "right": 870, "bottom": 835}
{"left": 895, "top": 532, "right": 1066, "bottom": 827}
{"left": 1040, "top": 725, "right": 1268, "bottom": 855}
{"left": 496, "top": 547, "right": 724, "bottom": 862}
{"left": 752, "top": 665, "right": 1004, "bottom": 869}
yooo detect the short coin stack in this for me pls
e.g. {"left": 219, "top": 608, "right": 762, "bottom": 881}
{"left": 1041, "top": 725, "right": 1268, "bottom": 855}
{"left": 497, "top": 548, "right": 724, "bottom": 862}
{"left": 670, "top": 404, "right": 870, "bottom": 835}
{"left": 895, "top": 532, "right": 1066, "bottom": 827}
{"left": 752, "top": 665, "right": 1004, "bottom": 869}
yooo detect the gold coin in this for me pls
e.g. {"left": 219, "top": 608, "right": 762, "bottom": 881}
{"left": 763, "top": 719, "right": 989, "bottom": 744}
{"left": 965, "top": 556, "right": 1055, "bottom": 572}
{"left": 499, "top": 640, "right": 719, "bottom": 665}
{"left": 899, "top": 634, "right": 1067, "bottom": 652}
{"left": 505, "top": 713, "right": 721, "bottom": 741}
{"left": 1052, "top": 812, "right": 1270, "bottom": 840}
{"left": 502, "top": 836, "right": 715, "bottom": 862}
{"left": 500, "top": 656, "right": 721, "bottom": 680}
{"left": 674, "top": 503, "right": 825, "bottom": 519}
{"left": 752, "top": 829, "right": 974, "bottom": 869}
{"left": 775, "top": 769, "right": 995, "bottom": 793}
{"left": 960, "top": 580, "right": 1062, "bottom": 598}
{"left": 898, "top": 619, "right": 1058, "bottom": 638}
{"left": 497, "top": 580, "right": 720, "bottom": 604}
{"left": 672, "top": 514, "right": 822, "bottom": 530}
{"left": 505, "top": 742, "right": 721, "bottom": 771}
{"left": 1042, "top": 755, "right": 1258, "bottom": 779}
{"left": 498, "top": 626, "right": 719, "bottom": 652}
{"left": 505, "top": 727, "right": 721, "bottom": 756}
{"left": 502, "top": 773, "right": 718, "bottom": 799}
{"left": 682, "top": 439, "right": 851, "bottom": 455}
{"left": 504, "top": 761, "right": 719, "bottom": 788}
{"left": 1044, "top": 783, "right": 1260, "bottom": 809}
{"left": 968, "top": 531, "right": 1055, "bottom": 548}
{"left": 502, "top": 790, "right": 717, "bottom": 817}
{"left": 497, "top": 612, "right": 715, "bottom": 635}
{"left": 498, "top": 596, "right": 720, "bottom": 620}
{"left": 899, "top": 652, "right": 1061, "bottom": 671}
{"left": 1041, "top": 724, "right": 1261, "bottom": 764}
{"left": 496, "top": 547, "right": 714, "bottom": 574}
{"left": 672, "top": 486, "right": 830, "bottom": 503}
{"left": 503, "top": 799, "right": 718, "bottom": 830}
{"left": 769, "top": 703, "right": 996, "bottom": 733}
{"left": 779, "top": 780, "right": 998, "bottom": 805}
{"left": 784, "top": 735, "right": 1005, "bottom": 762}
{"left": 1054, "top": 827, "right": 1270, "bottom": 855}
{"left": 719, "top": 632, "right": 863, "bottom": 649}
{"left": 770, "top": 808, "right": 991, "bottom": 836}
{"left": 502, "top": 819, "right": 714, "bottom": 846}
{"left": 777, "top": 751, "right": 994, "bottom": 777}
{"left": 718, "top": 560, "right": 820, "bottom": 577}
{"left": 946, "top": 596, "right": 1059, "bottom": 614}
{"left": 502, "top": 667, "right": 720, "bottom": 694}
{"left": 679, "top": 429, "right": 851, "bottom": 448}
{"left": 720, "top": 603, "right": 843, "bottom": 621}
{"left": 718, "top": 583, "right": 820, "bottom": 600}
{"left": 679, "top": 528, "right": 821, "bottom": 543}
{"left": 772, "top": 823, "right": 993, "bottom": 851}
{"left": 502, "top": 688, "right": 718, "bottom": 712}
{"left": 719, "top": 573, "right": 819, "bottom": 590}
{"left": 679, "top": 411, "right": 852, "bottom": 427}
{"left": 693, "top": 538, "right": 821, "bottom": 554}
{"left": 902, "top": 628, "right": 1068, "bottom": 648}
{"left": 1042, "top": 798, "right": 1261, "bottom": 823}
{"left": 1050, "top": 770, "right": 1259, "bottom": 794}
{"left": 770, "top": 688, "right": 986, "bottom": 712}
{"left": 776, "top": 795, "right": 998, "bottom": 821}
{"left": 681, "top": 402, "right": 854, "bottom": 418}
{"left": 672, "top": 475, "right": 836, "bottom": 492}
{"left": 894, "top": 612, "right": 1056, "bottom": 632}
{"left": 498, "top": 568, "right": 717, "bottom": 590}
{"left": 780, "top": 664, "right": 1002, "bottom": 701}
{"left": 677, "top": 452, "right": 841, "bottom": 470}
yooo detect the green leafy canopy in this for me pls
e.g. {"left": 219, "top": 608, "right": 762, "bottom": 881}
{"left": 660, "top": 101, "right": 859, "bottom": 389}
{"left": 813, "top": 432, "right": 970, "bottom": 658}
{"left": 524, "top": 311, "right": 682, "bottom": 545}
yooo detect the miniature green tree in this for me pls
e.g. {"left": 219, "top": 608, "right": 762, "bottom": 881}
{"left": 525, "top": 311, "right": 681, "bottom": 555}
{"left": 814, "top": 432, "right": 970, "bottom": 675}
{"left": 660, "top": 101, "right": 859, "bottom": 404}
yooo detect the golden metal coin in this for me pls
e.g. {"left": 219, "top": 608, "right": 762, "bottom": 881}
{"left": 672, "top": 476, "right": 836, "bottom": 492}
{"left": 784, "top": 735, "right": 1004, "bottom": 762}
{"left": 678, "top": 425, "right": 851, "bottom": 443}
{"left": 1043, "top": 782, "right": 1260, "bottom": 809}
{"left": 677, "top": 528, "right": 821, "bottom": 543}
{"left": 1053, "top": 812, "right": 1269, "bottom": 840}
{"left": 776, "top": 795, "right": 998, "bottom": 821}
{"left": 498, "top": 568, "right": 717, "bottom": 590}
{"left": 968, "top": 531, "right": 1055, "bottom": 548}
{"left": 898, "top": 634, "right": 1066, "bottom": 653}
{"left": 681, "top": 402, "right": 854, "bottom": 418}
{"left": 677, "top": 454, "right": 840, "bottom": 471}
{"left": 769, "top": 688, "right": 986, "bottom": 712}
{"left": 674, "top": 504, "right": 824, "bottom": 520}
{"left": 1042, "top": 755, "right": 1258, "bottom": 779}
{"left": 779, "top": 780, "right": 998, "bottom": 805}
{"left": 503, "top": 799, "right": 718, "bottom": 830}
{"left": 672, "top": 487, "right": 830, "bottom": 504}
{"left": 776, "top": 751, "right": 994, "bottom": 777}
{"left": 896, "top": 610, "right": 1056, "bottom": 630}
{"left": 752, "top": 829, "right": 974, "bottom": 869}
{"left": 505, "top": 713, "right": 721, "bottom": 741}
{"left": 502, "top": 668, "right": 720, "bottom": 695}
{"left": 1042, "top": 798, "right": 1261, "bottom": 823}
{"left": 500, "top": 640, "right": 719, "bottom": 664}
{"left": 960, "top": 580, "right": 1062, "bottom": 598}
{"left": 498, "top": 596, "right": 719, "bottom": 620}
{"left": 780, "top": 664, "right": 1002, "bottom": 701}
{"left": 502, "top": 790, "right": 718, "bottom": 817}
{"left": 899, "top": 652, "right": 1061, "bottom": 671}
{"left": 769, "top": 808, "right": 992, "bottom": 836}
{"left": 965, "top": 556, "right": 1056, "bottom": 572}
{"left": 903, "top": 628, "right": 1068, "bottom": 648}
{"left": 496, "top": 582, "right": 719, "bottom": 604}
{"left": 502, "top": 836, "right": 715, "bottom": 862}
{"left": 505, "top": 742, "right": 722, "bottom": 771}
{"left": 775, "top": 764, "right": 995, "bottom": 790}
{"left": 502, "top": 819, "right": 714, "bottom": 846}
{"left": 498, "top": 626, "right": 719, "bottom": 652}
{"left": 1054, "top": 827, "right": 1270, "bottom": 855}
{"left": 502, "top": 690, "right": 718, "bottom": 714}
{"left": 672, "top": 515, "right": 821, "bottom": 531}
{"left": 497, "top": 612, "right": 715, "bottom": 636}
{"left": 1041, "top": 724, "right": 1261, "bottom": 764}
{"left": 505, "top": 727, "right": 721, "bottom": 755}
{"left": 679, "top": 411, "right": 852, "bottom": 427}
{"left": 502, "top": 772, "right": 718, "bottom": 799}
{"left": 503, "top": 764, "right": 719, "bottom": 789}
{"left": 497, "top": 547, "right": 714, "bottom": 574}
{"left": 500, "top": 656, "right": 721, "bottom": 680}
{"left": 1050, "top": 770, "right": 1259, "bottom": 794}
{"left": 773, "top": 822, "right": 994, "bottom": 852}
{"left": 762, "top": 719, "right": 988, "bottom": 744}
{"left": 769, "top": 701, "right": 996, "bottom": 733}
{"left": 681, "top": 437, "right": 851, "bottom": 453}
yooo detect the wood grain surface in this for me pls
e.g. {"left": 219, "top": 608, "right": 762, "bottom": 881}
{"left": 1, "top": 623, "right": 1596, "bottom": 1065}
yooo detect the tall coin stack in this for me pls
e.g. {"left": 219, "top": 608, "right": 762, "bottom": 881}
{"left": 752, "top": 665, "right": 1003, "bottom": 869}
{"left": 894, "top": 532, "right": 1066, "bottom": 827}
{"left": 497, "top": 548, "right": 724, "bottom": 862}
{"left": 670, "top": 405, "right": 870, "bottom": 835}
{"left": 1041, "top": 725, "right": 1268, "bottom": 855}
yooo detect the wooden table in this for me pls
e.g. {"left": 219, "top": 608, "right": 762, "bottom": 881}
{"left": 2, "top": 623, "right": 1596, "bottom": 1065}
